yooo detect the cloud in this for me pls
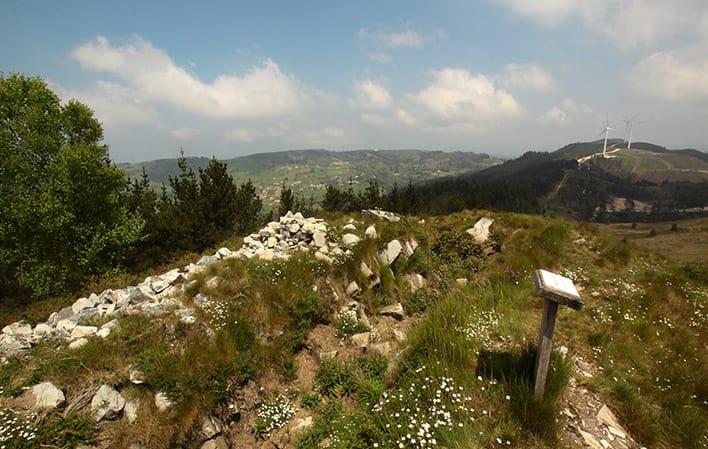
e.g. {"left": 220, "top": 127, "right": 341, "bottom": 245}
{"left": 349, "top": 80, "right": 393, "bottom": 110}
{"left": 627, "top": 45, "right": 708, "bottom": 101}
{"left": 497, "top": 0, "right": 708, "bottom": 48}
{"left": 225, "top": 128, "right": 258, "bottom": 143}
{"left": 358, "top": 28, "right": 424, "bottom": 49}
{"left": 171, "top": 127, "right": 200, "bottom": 139}
{"left": 539, "top": 97, "right": 592, "bottom": 126}
{"left": 401, "top": 68, "right": 521, "bottom": 128}
{"left": 71, "top": 36, "right": 311, "bottom": 119}
{"left": 498, "top": 63, "right": 556, "bottom": 91}
{"left": 52, "top": 80, "right": 162, "bottom": 127}
{"left": 367, "top": 52, "right": 392, "bottom": 63}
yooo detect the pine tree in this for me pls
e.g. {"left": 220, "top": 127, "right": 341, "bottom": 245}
{"left": 278, "top": 183, "right": 295, "bottom": 217}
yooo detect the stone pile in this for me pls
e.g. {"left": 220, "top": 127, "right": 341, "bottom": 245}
{"left": 238, "top": 211, "right": 346, "bottom": 263}
{"left": 361, "top": 209, "right": 401, "bottom": 222}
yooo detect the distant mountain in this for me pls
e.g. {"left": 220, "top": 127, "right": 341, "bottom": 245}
{"left": 412, "top": 141, "right": 708, "bottom": 222}
{"left": 119, "top": 149, "right": 501, "bottom": 205}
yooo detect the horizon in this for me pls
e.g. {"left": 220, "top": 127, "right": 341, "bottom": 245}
{"left": 2, "top": 0, "right": 708, "bottom": 162}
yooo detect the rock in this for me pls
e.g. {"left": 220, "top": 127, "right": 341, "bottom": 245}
{"left": 379, "top": 303, "right": 405, "bottom": 320}
{"left": 149, "top": 269, "right": 185, "bottom": 293}
{"left": 579, "top": 430, "right": 603, "bottom": 449}
{"left": 574, "top": 237, "right": 587, "bottom": 245}
{"left": 200, "top": 436, "right": 228, "bottom": 449}
{"left": 370, "top": 342, "right": 393, "bottom": 357}
{"left": 319, "top": 350, "right": 338, "bottom": 361}
{"left": 558, "top": 345, "right": 569, "bottom": 358}
{"left": 597, "top": 405, "right": 626, "bottom": 438}
{"left": 342, "top": 224, "right": 356, "bottom": 231}
{"left": 455, "top": 278, "right": 468, "bottom": 287}
{"left": 130, "top": 369, "right": 146, "bottom": 385}
{"left": 201, "top": 415, "right": 223, "bottom": 439}
{"left": 3, "top": 321, "right": 33, "bottom": 339}
{"left": 345, "top": 281, "right": 360, "bottom": 296}
{"left": 30, "top": 382, "right": 65, "bottom": 410}
{"left": 402, "top": 273, "right": 425, "bottom": 292}
{"left": 379, "top": 240, "right": 402, "bottom": 266}
{"left": 266, "top": 236, "right": 278, "bottom": 248}
{"left": 124, "top": 399, "right": 139, "bottom": 424}
{"left": 0, "top": 334, "right": 30, "bottom": 355}
{"left": 56, "top": 319, "right": 77, "bottom": 333}
{"left": 96, "top": 327, "right": 111, "bottom": 339}
{"left": 68, "top": 338, "right": 88, "bottom": 350}
{"left": 154, "top": 392, "right": 173, "bottom": 412}
{"left": 361, "top": 209, "right": 400, "bottom": 222}
{"left": 350, "top": 332, "right": 370, "bottom": 348}
{"left": 33, "top": 323, "right": 54, "bottom": 339}
{"left": 342, "top": 233, "right": 360, "bottom": 247}
{"left": 70, "top": 326, "right": 98, "bottom": 340}
{"left": 47, "top": 307, "right": 74, "bottom": 327}
{"left": 314, "top": 251, "right": 333, "bottom": 264}
{"left": 466, "top": 217, "right": 494, "bottom": 244}
{"left": 215, "top": 247, "right": 232, "bottom": 259}
{"left": 71, "top": 297, "right": 96, "bottom": 314}
{"left": 393, "top": 329, "right": 407, "bottom": 342}
{"left": 313, "top": 231, "right": 327, "bottom": 248}
{"left": 360, "top": 261, "right": 374, "bottom": 279}
{"left": 290, "top": 416, "right": 313, "bottom": 434}
{"left": 206, "top": 276, "right": 220, "bottom": 289}
{"left": 364, "top": 225, "right": 378, "bottom": 239}
{"left": 91, "top": 384, "right": 126, "bottom": 421}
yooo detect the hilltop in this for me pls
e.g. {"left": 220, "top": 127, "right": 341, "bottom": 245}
{"left": 0, "top": 210, "right": 705, "bottom": 449}
{"left": 119, "top": 150, "right": 501, "bottom": 206}
{"left": 410, "top": 141, "right": 708, "bottom": 222}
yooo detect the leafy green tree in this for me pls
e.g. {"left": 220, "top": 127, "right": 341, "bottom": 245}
{"left": 358, "top": 179, "right": 384, "bottom": 209}
{"left": 198, "top": 157, "right": 240, "bottom": 245}
{"left": 234, "top": 179, "right": 262, "bottom": 234}
{"left": 0, "top": 73, "right": 143, "bottom": 297}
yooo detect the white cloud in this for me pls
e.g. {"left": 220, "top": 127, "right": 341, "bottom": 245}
{"left": 53, "top": 80, "right": 161, "bottom": 127}
{"left": 498, "top": 0, "right": 708, "bottom": 48}
{"left": 401, "top": 68, "right": 521, "bottom": 128}
{"left": 628, "top": 45, "right": 708, "bottom": 101}
{"left": 71, "top": 36, "right": 311, "bottom": 119}
{"left": 539, "top": 107, "right": 569, "bottom": 126}
{"left": 367, "top": 52, "right": 392, "bottom": 63}
{"left": 498, "top": 63, "right": 556, "bottom": 91}
{"left": 349, "top": 80, "right": 393, "bottom": 110}
{"left": 225, "top": 128, "right": 258, "bottom": 143}
{"left": 358, "top": 28, "right": 424, "bottom": 49}
{"left": 171, "top": 127, "right": 200, "bottom": 139}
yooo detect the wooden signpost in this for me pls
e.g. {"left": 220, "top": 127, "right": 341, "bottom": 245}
{"left": 532, "top": 269, "right": 584, "bottom": 399}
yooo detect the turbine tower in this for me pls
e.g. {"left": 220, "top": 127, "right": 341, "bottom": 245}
{"left": 602, "top": 121, "right": 615, "bottom": 158}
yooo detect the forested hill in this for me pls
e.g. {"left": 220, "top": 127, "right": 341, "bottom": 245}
{"left": 409, "top": 141, "right": 708, "bottom": 222}
{"left": 119, "top": 149, "right": 501, "bottom": 205}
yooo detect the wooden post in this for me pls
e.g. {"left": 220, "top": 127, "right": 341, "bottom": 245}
{"left": 531, "top": 269, "right": 583, "bottom": 399}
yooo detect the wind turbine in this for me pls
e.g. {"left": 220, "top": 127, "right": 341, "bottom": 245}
{"left": 601, "top": 117, "right": 615, "bottom": 158}
{"left": 622, "top": 115, "right": 639, "bottom": 150}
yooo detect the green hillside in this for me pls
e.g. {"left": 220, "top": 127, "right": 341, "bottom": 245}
{"left": 119, "top": 149, "right": 501, "bottom": 205}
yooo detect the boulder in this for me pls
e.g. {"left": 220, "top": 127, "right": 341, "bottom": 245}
{"left": 215, "top": 247, "right": 232, "bottom": 259}
{"left": 379, "top": 303, "right": 405, "bottom": 320}
{"left": 466, "top": 217, "right": 494, "bottom": 244}
{"left": 342, "top": 224, "right": 356, "bottom": 231}
{"left": 0, "top": 334, "right": 30, "bottom": 355}
{"left": 345, "top": 281, "right": 360, "bottom": 296}
{"left": 403, "top": 273, "right": 426, "bottom": 292}
{"left": 290, "top": 416, "right": 314, "bottom": 434}
{"left": 33, "top": 323, "right": 54, "bottom": 339}
{"left": 124, "top": 399, "right": 139, "bottom": 423}
{"left": 312, "top": 231, "right": 327, "bottom": 248}
{"left": 350, "top": 332, "right": 370, "bottom": 348}
{"left": 96, "top": 327, "right": 111, "bottom": 339}
{"left": 68, "top": 338, "right": 88, "bottom": 350}
{"left": 361, "top": 209, "right": 400, "bottom": 222}
{"left": 56, "top": 319, "right": 77, "bottom": 333}
{"left": 341, "top": 233, "right": 360, "bottom": 247}
{"left": 149, "top": 269, "right": 185, "bottom": 293}
{"left": 70, "top": 326, "right": 98, "bottom": 340}
{"left": 379, "top": 240, "right": 402, "bottom": 266}
{"left": 2, "top": 321, "right": 33, "bottom": 339}
{"left": 364, "top": 225, "right": 378, "bottom": 239}
{"left": 90, "top": 385, "right": 126, "bottom": 421}
{"left": 71, "top": 297, "right": 96, "bottom": 314}
{"left": 314, "top": 252, "right": 333, "bottom": 264}
{"left": 30, "top": 382, "right": 65, "bottom": 410}
{"left": 155, "top": 392, "right": 173, "bottom": 412}
{"left": 200, "top": 436, "right": 228, "bottom": 449}
{"left": 201, "top": 415, "right": 224, "bottom": 440}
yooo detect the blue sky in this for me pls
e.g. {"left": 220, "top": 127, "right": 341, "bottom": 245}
{"left": 2, "top": 0, "right": 707, "bottom": 162}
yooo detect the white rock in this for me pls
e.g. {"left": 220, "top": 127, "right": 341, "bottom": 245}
{"left": 350, "top": 332, "right": 370, "bottom": 348}
{"left": 201, "top": 415, "right": 223, "bottom": 439}
{"left": 342, "top": 233, "right": 360, "bottom": 247}
{"left": 342, "top": 224, "right": 356, "bottom": 231}
{"left": 314, "top": 251, "right": 333, "bottom": 264}
{"left": 71, "top": 325, "right": 98, "bottom": 340}
{"left": 33, "top": 323, "right": 54, "bottom": 338}
{"left": 124, "top": 399, "right": 139, "bottom": 423}
{"left": 313, "top": 231, "right": 327, "bottom": 248}
{"left": 155, "top": 392, "right": 173, "bottom": 412}
{"left": 0, "top": 334, "right": 30, "bottom": 355}
{"left": 403, "top": 273, "right": 426, "bottom": 292}
{"left": 455, "top": 278, "right": 468, "bottom": 287}
{"left": 291, "top": 416, "right": 314, "bottom": 434}
{"left": 200, "top": 436, "right": 228, "bottom": 449}
{"left": 360, "top": 261, "right": 375, "bottom": 279}
{"left": 466, "top": 217, "right": 494, "bottom": 244}
{"left": 69, "top": 338, "right": 88, "bottom": 350}
{"left": 130, "top": 369, "right": 146, "bottom": 385}
{"left": 56, "top": 319, "right": 76, "bottom": 334}
{"left": 215, "top": 247, "right": 232, "bottom": 259}
{"left": 364, "top": 225, "right": 378, "bottom": 239}
{"left": 96, "top": 327, "right": 111, "bottom": 339}
{"left": 346, "top": 281, "right": 360, "bottom": 296}
{"left": 380, "top": 240, "right": 403, "bottom": 266}
{"left": 72, "top": 297, "right": 96, "bottom": 314}
{"left": 31, "top": 382, "right": 65, "bottom": 410}
{"left": 90, "top": 385, "right": 126, "bottom": 421}
{"left": 379, "top": 303, "right": 405, "bottom": 320}
{"left": 3, "top": 321, "right": 33, "bottom": 338}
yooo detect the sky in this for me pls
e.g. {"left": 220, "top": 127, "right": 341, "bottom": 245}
{"left": 2, "top": 0, "right": 707, "bottom": 162}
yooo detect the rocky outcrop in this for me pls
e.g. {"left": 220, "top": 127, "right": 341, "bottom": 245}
{"left": 362, "top": 209, "right": 400, "bottom": 222}
{"left": 30, "top": 382, "right": 65, "bottom": 410}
